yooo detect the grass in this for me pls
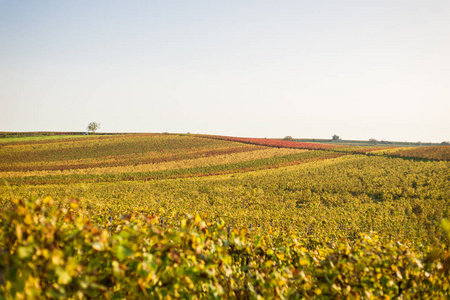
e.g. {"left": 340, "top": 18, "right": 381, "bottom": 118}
{"left": 0, "top": 134, "right": 93, "bottom": 143}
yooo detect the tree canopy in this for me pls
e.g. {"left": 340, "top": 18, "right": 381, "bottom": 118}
{"left": 87, "top": 122, "right": 100, "bottom": 134}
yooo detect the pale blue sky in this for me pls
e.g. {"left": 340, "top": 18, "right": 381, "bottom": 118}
{"left": 1, "top": 1, "right": 449, "bottom": 142}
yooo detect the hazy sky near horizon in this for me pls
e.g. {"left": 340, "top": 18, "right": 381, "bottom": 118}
{"left": 1, "top": 1, "right": 449, "bottom": 142}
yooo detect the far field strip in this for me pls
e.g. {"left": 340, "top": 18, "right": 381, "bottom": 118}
{"left": 1, "top": 151, "right": 341, "bottom": 185}
{"left": 0, "top": 134, "right": 263, "bottom": 171}
{"left": 0, "top": 145, "right": 261, "bottom": 171}
{"left": 0, "top": 134, "right": 98, "bottom": 143}
{"left": 0, "top": 148, "right": 307, "bottom": 178}
{"left": 1, "top": 153, "right": 358, "bottom": 196}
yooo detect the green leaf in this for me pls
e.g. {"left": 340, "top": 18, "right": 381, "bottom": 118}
{"left": 56, "top": 268, "right": 71, "bottom": 285}
{"left": 442, "top": 219, "right": 450, "bottom": 239}
{"left": 116, "top": 245, "right": 133, "bottom": 261}
{"left": 18, "top": 246, "right": 33, "bottom": 259}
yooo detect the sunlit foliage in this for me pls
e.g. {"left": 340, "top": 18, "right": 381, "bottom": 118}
{"left": 0, "top": 134, "right": 449, "bottom": 298}
{"left": 387, "top": 146, "right": 450, "bottom": 161}
{"left": 1, "top": 198, "right": 449, "bottom": 299}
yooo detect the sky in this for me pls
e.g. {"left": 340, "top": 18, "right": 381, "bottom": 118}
{"left": 1, "top": 1, "right": 449, "bottom": 142}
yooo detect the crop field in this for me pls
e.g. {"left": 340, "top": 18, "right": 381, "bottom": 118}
{"left": 1, "top": 134, "right": 450, "bottom": 299}
{"left": 202, "top": 135, "right": 395, "bottom": 154}
{"left": 386, "top": 145, "right": 450, "bottom": 161}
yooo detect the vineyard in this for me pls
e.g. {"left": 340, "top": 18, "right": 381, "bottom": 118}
{"left": 386, "top": 145, "right": 450, "bottom": 161}
{"left": 1, "top": 134, "right": 449, "bottom": 299}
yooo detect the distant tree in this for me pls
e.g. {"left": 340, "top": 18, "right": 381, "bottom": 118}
{"left": 369, "top": 138, "right": 378, "bottom": 145}
{"left": 283, "top": 136, "right": 293, "bottom": 141}
{"left": 441, "top": 141, "right": 449, "bottom": 145}
{"left": 332, "top": 134, "right": 340, "bottom": 141}
{"left": 87, "top": 122, "right": 100, "bottom": 134}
